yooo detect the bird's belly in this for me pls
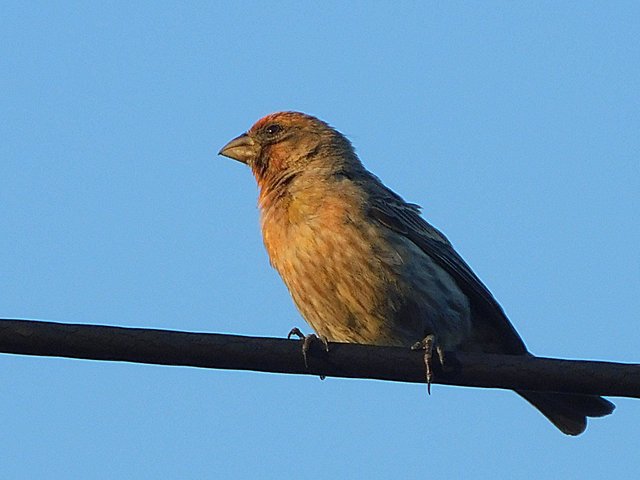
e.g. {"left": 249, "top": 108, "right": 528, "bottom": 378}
{"left": 265, "top": 217, "right": 472, "bottom": 349}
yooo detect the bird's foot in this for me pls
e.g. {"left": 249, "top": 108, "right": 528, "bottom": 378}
{"left": 287, "top": 327, "right": 329, "bottom": 369}
{"left": 411, "top": 334, "right": 445, "bottom": 395}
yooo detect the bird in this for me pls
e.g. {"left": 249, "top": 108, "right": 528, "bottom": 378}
{"left": 218, "top": 111, "right": 614, "bottom": 435}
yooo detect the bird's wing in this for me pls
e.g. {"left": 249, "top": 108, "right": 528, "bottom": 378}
{"left": 368, "top": 188, "right": 527, "bottom": 354}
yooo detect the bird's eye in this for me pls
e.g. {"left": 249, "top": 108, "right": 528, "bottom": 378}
{"left": 264, "top": 124, "right": 283, "bottom": 136}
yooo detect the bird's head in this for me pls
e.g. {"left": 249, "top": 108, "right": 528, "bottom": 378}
{"left": 218, "top": 112, "right": 360, "bottom": 190}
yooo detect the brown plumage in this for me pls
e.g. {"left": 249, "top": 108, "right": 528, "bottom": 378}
{"left": 218, "top": 111, "right": 614, "bottom": 435}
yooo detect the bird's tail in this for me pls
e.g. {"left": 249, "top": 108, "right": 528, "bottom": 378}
{"left": 517, "top": 390, "right": 615, "bottom": 435}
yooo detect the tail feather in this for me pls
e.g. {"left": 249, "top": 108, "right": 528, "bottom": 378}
{"left": 518, "top": 391, "right": 615, "bottom": 435}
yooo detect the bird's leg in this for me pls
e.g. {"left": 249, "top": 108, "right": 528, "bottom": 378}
{"left": 411, "top": 334, "right": 445, "bottom": 395}
{"left": 287, "top": 327, "right": 329, "bottom": 369}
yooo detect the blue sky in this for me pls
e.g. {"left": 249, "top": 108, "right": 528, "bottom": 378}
{"left": 1, "top": 2, "right": 638, "bottom": 478}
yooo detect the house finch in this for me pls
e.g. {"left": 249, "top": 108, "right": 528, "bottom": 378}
{"left": 218, "top": 111, "right": 614, "bottom": 435}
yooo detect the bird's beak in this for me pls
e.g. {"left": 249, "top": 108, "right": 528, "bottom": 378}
{"left": 218, "top": 133, "right": 258, "bottom": 164}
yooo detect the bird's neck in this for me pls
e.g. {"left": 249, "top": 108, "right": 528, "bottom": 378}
{"left": 256, "top": 170, "right": 297, "bottom": 212}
